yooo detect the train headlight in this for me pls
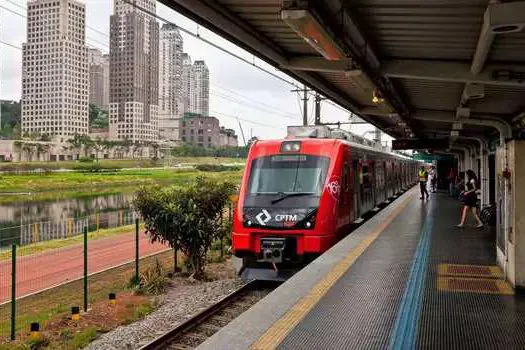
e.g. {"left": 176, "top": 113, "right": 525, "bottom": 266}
{"left": 246, "top": 220, "right": 252, "bottom": 227}
{"left": 280, "top": 141, "right": 301, "bottom": 152}
{"left": 305, "top": 221, "right": 312, "bottom": 228}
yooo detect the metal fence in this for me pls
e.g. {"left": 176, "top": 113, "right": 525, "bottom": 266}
{"left": 0, "top": 203, "right": 233, "bottom": 343}
{"left": 0, "top": 213, "right": 173, "bottom": 342}
{"left": 0, "top": 208, "right": 140, "bottom": 248}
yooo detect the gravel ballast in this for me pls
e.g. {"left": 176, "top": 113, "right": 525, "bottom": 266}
{"left": 86, "top": 277, "right": 245, "bottom": 350}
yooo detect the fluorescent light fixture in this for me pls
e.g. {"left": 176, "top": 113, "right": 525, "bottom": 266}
{"left": 281, "top": 9, "right": 345, "bottom": 60}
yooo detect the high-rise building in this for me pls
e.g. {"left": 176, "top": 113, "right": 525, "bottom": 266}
{"left": 158, "top": 23, "right": 183, "bottom": 141}
{"left": 109, "top": 0, "right": 159, "bottom": 142}
{"left": 190, "top": 60, "right": 210, "bottom": 117}
{"left": 181, "top": 53, "right": 192, "bottom": 116}
{"left": 21, "top": 0, "right": 89, "bottom": 138}
{"left": 88, "top": 48, "right": 110, "bottom": 110}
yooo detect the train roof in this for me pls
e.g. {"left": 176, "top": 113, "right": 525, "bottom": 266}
{"left": 251, "top": 137, "right": 417, "bottom": 162}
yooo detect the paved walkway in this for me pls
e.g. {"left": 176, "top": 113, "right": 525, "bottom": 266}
{"left": 0, "top": 232, "right": 168, "bottom": 302}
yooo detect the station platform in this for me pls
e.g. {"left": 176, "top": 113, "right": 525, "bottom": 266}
{"left": 198, "top": 187, "right": 525, "bottom": 349}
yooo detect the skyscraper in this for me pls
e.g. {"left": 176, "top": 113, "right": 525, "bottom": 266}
{"left": 181, "top": 53, "right": 192, "bottom": 116}
{"left": 88, "top": 48, "right": 110, "bottom": 110}
{"left": 190, "top": 60, "right": 210, "bottom": 117}
{"left": 109, "top": 0, "right": 159, "bottom": 142}
{"left": 21, "top": 0, "right": 89, "bottom": 138}
{"left": 158, "top": 23, "right": 183, "bottom": 141}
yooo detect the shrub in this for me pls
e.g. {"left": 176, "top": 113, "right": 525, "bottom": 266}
{"left": 195, "top": 164, "right": 241, "bottom": 172}
{"left": 78, "top": 156, "right": 94, "bottom": 163}
{"left": 133, "top": 176, "right": 235, "bottom": 279}
{"left": 134, "top": 259, "right": 170, "bottom": 295}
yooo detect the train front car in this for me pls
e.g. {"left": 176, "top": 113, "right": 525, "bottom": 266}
{"left": 233, "top": 138, "right": 350, "bottom": 281}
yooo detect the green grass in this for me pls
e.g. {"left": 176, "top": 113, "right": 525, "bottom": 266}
{"left": 69, "top": 327, "right": 98, "bottom": 349}
{"left": 0, "top": 224, "right": 140, "bottom": 261}
{"left": 0, "top": 168, "right": 243, "bottom": 204}
{"left": 0, "top": 157, "right": 244, "bottom": 172}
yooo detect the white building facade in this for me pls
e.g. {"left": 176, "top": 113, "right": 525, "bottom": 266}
{"left": 21, "top": 0, "right": 89, "bottom": 139}
{"left": 88, "top": 48, "right": 109, "bottom": 110}
{"left": 158, "top": 23, "right": 183, "bottom": 141}
{"left": 109, "top": 0, "right": 159, "bottom": 142}
{"left": 190, "top": 60, "right": 210, "bottom": 117}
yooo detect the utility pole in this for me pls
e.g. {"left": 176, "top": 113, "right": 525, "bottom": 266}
{"left": 291, "top": 85, "right": 310, "bottom": 126}
{"left": 302, "top": 87, "right": 308, "bottom": 126}
{"left": 314, "top": 93, "right": 326, "bottom": 125}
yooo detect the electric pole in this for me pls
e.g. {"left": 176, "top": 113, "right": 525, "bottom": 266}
{"left": 292, "top": 85, "right": 310, "bottom": 126}
{"left": 315, "top": 93, "right": 326, "bottom": 125}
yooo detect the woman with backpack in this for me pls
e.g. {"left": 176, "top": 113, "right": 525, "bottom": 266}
{"left": 457, "top": 169, "right": 484, "bottom": 229}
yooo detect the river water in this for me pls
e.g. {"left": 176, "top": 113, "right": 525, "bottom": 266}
{"left": 0, "top": 193, "right": 138, "bottom": 247}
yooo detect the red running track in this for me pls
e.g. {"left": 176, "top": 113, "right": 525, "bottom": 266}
{"left": 0, "top": 232, "right": 168, "bottom": 303}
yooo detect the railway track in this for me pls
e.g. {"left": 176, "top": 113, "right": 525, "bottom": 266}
{"left": 139, "top": 280, "right": 277, "bottom": 350}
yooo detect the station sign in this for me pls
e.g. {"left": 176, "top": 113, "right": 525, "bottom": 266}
{"left": 392, "top": 138, "right": 449, "bottom": 150}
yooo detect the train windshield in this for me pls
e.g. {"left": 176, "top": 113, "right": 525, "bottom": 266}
{"left": 247, "top": 155, "right": 330, "bottom": 198}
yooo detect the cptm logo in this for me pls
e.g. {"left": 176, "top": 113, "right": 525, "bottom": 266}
{"left": 256, "top": 209, "right": 271, "bottom": 226}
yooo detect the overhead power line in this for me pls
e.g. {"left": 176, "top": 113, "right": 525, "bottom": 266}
{"left": 210, "top": 90, "right": 298, "bottom": 121}
{"left": 1, "top": 1, "right": 109, "bottom": 51}
{"left": 4, "top": 0, "right": 110, "bottom": 38}
{"left": 211, "top": 82, "right": 298, "bottom": 119}
{"left": 119, "top": 0, "right": 297, "bottom": 88}
{"left": 0, "top": 40, "right": 22, "bottom": 51}
{"left": 210, "top": 110, "right": 285, "bottom": 131}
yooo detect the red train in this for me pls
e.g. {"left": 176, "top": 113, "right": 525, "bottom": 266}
{"left": 232, "top": 126, "right": 420, "bottom": 280}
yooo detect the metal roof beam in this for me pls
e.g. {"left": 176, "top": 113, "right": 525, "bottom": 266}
{"left": 281, "top": 56, "right": 353, "bottom": 72}
{"left": 411, "top": 110, "right": 512, "bottom": 145}
{"left": 382, "top": 60, "right": 525, "bottom": 87}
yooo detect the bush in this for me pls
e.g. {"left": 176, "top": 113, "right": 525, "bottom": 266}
{"left": 133, "top": 176, "right": 235, "bottom": 279}
{"left": 78, "top": 156, "right": 94, "bottom": 163}
{"left": 195, "top": 164, "right": 241, "bottom": 172}
{"left": 133, "top": 259, "right": 170, "bottom": 295}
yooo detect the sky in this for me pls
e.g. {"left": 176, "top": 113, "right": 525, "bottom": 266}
{"left": 0, "top": 0, "right": 391, "bottom": 144}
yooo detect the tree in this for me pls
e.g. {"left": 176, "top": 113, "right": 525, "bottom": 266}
{"left": 133, "top": 177, "right": 235, "bottom": 279}
{"left": 89, "top": 103, "right": 109, "bottom": 129}
{"left": 92, "top": 137, "right": 110, "bottom": 162}
{"left": 0, "top": 101, "right": 21, "bottom": 139}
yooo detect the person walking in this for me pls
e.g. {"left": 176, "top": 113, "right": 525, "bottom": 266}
{"left": 457, "top": 169, "right": 484, "bottom": 228}
{"left": 418, "top": 166, "right": 429, "bottom": 200}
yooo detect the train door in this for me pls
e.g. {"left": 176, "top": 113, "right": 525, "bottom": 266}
{"left": 370, "top": 161, "right": 376, "bottom": 207}
{"left": 375, "top": 160, "right": 384, "bottom": 204}
{"left": 353, "top": 159, "right": 361, "bottom": 220}
{"left": 340, "top": 159, "right": 352, "bottom": 232}
{"left": 361, "top": 161, "right": 373, "bottom": 213}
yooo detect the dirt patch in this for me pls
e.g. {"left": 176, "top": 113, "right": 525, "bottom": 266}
{"left": 44, "top": 293, "right": 150, "bottom": 337}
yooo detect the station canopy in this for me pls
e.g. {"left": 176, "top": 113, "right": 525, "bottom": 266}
{"left": 162, "top": 0, "right": 525, "bottom": 150}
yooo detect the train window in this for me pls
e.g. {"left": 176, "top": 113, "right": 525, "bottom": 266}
{"left": 362, "top": 165, "right": 370, "bottom": 185}
{"left": 248, "top": 155, "right": 330, "bottom": 196}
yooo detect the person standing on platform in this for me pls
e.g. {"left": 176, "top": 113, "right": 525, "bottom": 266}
{"left": 447, "top": 167, "right": 457, "bottom": 196}
{"left": 457, "top": 169, "right": 483, "bottom": 229}
{"left": 429, "top": 166, "right": 437, "bottom": 193}
{"left": 418, "top": 166, "right": 429, "bottom": 200}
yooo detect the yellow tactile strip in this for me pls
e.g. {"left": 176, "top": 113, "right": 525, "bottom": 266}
{"left": 437, "top": 277, "right": 514, "bottom": 295}
{"left": 438, "top": 263, "right": 503, "bottom": 279}
{"left": 249, "top": 192, "right": 415, "bottom": 350}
